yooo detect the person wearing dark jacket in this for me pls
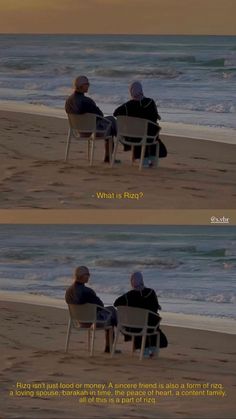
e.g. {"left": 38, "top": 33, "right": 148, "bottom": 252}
{"left": 65, "top": 266, "right": 117, "bottom": 352}
{"left": 113, "top": 81, "right": 167, "bottom": 166}
{"left": 65, "top": 76, "right": 117, "bottom": 162}
{"left": 114, "top": 271, "right": 167, "bottom": 356}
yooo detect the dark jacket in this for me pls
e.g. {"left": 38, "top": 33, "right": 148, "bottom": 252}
{"left": 65, "top": 282, "right": 104, "bottom": 306}
{"left": 114, "top": 97, "right": 161, "bottom": 125}
{"left": 114, "top": 287, "right": 161, "bottom": 325}
{"left": 113, "top": 98, "right": 162, "bottom": 159}
{"left": 114, "top": 288, "right": 161, "bottom": 349}
{"left": 65, "top": 91, "right": 103, "bottom": 116}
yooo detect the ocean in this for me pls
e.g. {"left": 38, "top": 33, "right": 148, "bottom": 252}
{"left": 0, "top": 34, "right": 236, "bottom": 131}
{"left": 0, "top": 225, "right": 235, "bottom": 321}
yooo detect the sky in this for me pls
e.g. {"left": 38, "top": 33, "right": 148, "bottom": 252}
{"left": 0, "top": 0, "right": 235, "bottom": 35}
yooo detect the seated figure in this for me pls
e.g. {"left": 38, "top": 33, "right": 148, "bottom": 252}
{"left": 113, "top": 81, "right": 167, "bottom": 166}
{"left": 65, "top": 76, "right": 117, "bottom": 163}
{"left": 114, "top": 271, "right": 167, "bottom": 357}
{"left": 65, "top": 266, "right": 117, "bottom": 352}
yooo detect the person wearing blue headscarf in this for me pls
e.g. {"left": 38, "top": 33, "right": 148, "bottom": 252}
{"left": 113, "top": 81, "right": 167, "bottom": 166}
{"left": 114, "top": 272, "right": 167, "bottom": 356}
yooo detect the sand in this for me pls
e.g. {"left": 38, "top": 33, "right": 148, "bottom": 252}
{"left": 1, "top": 110, "right": 236, "bottom": 210}
{"left": 1, "top": 300, "right": 236, "bottom": 419}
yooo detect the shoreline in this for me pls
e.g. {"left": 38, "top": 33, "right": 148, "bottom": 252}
{"left": 1, "top": 291, "right": 236, "bottom": 335}
{"left": 0, "top": 100, "right": 235, "bottom": 144}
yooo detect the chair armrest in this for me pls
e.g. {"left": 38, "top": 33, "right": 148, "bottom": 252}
{"left": 148, "top": 309, "right": 162, "bottom": 319}
{"left": 96, "top": 305, "right": 113, "bottom": 325}
{"left": 146, "top": 120, "right": 160, "bottom": 129}
{"left": 95, "top": 116, "right": 112, "bottom": 138}
{"left": 147, "top": 310, "right": 162, "bottom": 325}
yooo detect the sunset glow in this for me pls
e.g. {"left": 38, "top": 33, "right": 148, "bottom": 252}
{"left": 0, "top": 0, "right": 235, "bottom": 34}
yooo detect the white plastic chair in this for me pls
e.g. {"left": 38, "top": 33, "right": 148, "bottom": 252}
{"left": 111, "top": 115, "right": 160, "bottom": 171}
{"left": 111, "top": 306, "right": 161, "bottom": 361}
{"left": 65, "top": 303, "right": 113, "bottom": 356}
{"left": 65, "top": 113, "right": 112, "bottom": 165}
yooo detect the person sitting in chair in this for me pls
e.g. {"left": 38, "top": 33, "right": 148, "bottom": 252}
{"left": 114, "top": 271, "right": 167, "bottom": 357}
{"left": 113, "top": 81, "right": 167, "bottom": 167}
{"left": 65, "top": 76, "right": 117, "bottom": 163}
{"left": 65, "top": 266, "right": 117, "bottom": 353}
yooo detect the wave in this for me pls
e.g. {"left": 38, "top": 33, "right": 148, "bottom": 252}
{"left": 159, "top": 99, "right": 236, "bottom": 114}
{"left": 158, "top": 290, "right": 236, "bottom": 305}
{"left": 94, "top": 67, "right": 182, "bottom": 79}
{"left": 95, "top": 258, "right": 182, "bottom": 269}
{"left": 196, "top": 248, "right": 227, "bottom": 257}
{"left": 202, "top": 58, "right": 226, "bottom": 67}
{"left": 162, "top": 55, "right": 197, "bottom": 63}
{"left": 90, "top": 284, "right": 236, "bottom": 307}
{"left": 5, "top": 66, "right": 75, "bottom": 76}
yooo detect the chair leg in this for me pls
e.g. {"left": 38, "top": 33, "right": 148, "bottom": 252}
{"left": 108, "top": 328, "right": 113, "bottom": 353}
{"left": 87, "top": 139, "right": 91, "bottom": 161}
{"left": 111, "top": 328, "right": 120, "bottom": 357}
{"left": 88, "top": 329, "right": 91, "bottom": 353}
{"left": 155, "top": 141, "right": 159, "bottom": 168}
{"left": 139, "top": 145, "right": 146, "bottom": 171}
{"left": 131, "top": 336, "right": 135, "bottom": 354}
{"left": 65, "top": 131, "right": 72, "bottom": 161}
{"left": 156, "top": 331, "right": 160, "bottom": 357}
{"left": 111, "top": 138, "right": 119, "bottom": 167}
{"left": 65, "top": 320, "right": 71, "bottom": 352}
{"left": 90, "top": 325, "right": 95, "bottom": 356}
{"left": 140, "top": 335, "right": 146, "bottom": 361}
{"left": 90, "top": 139, "right": 95, "bottom": 166}
{"left": 131, "top": 146, "right": 134, "bottom": 165}
{"left": 108, "top": 138, "right": 113, "bottom": 164}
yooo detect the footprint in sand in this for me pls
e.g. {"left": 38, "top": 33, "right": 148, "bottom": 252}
{"left": 182, "top": 187, "right": 203, "bottom": 191}
{"left": 192, "top": 194, "right": 206, "bottom": 198}
{"left": 192, "top": 156, "right": 209, "bottom": 160}
{"left": 176, "top": 162, "right": 188, "bottom": 166}
{"left": 222, "top": 352, "right": 236, "bottom": 355}
{"left": 49, "top": 372, "right": 65, "bottom": 377}
{"left": 48, "top": 182, "right": 65, "bottom": 187}
{"left": 0, "top": 188, "right": 13, "bottom": 193}
{"left": 191, "top": 346, "right": 208, "bottom": 351}
{"left": 175, "top": 411, "right": 190, "bottom": 417}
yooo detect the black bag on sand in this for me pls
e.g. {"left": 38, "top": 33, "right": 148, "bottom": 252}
{"left": 159, "top": 328, "right": 168, "bottom": 348}
{"left": 158, "top": 138, "right": 168, "bottom": 158}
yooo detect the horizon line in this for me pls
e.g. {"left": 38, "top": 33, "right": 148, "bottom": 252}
{"left": 0, "top": 32, "right": 235, "bottom": 36}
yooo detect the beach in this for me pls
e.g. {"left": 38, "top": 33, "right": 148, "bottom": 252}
{"left": 1, "top": 299, "right": 236, "bottom": 419}
{"left": 1, "top": 109, "right": 236, "bottom": 210}
{"left": 1, "top": 223, "right": 236, "bottom": 417}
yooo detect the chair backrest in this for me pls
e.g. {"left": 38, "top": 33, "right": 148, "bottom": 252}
{"left": 117, "top": 115, "right": 148, "bottom": 138}
{"left": 67, "top": 113, "right": 97, "bottom": 133}
{"left": 68, "top": 303, "right": 97, "bottom": 327}
{"left": 117, "top": 306, "right": 150, "bottom": 329}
